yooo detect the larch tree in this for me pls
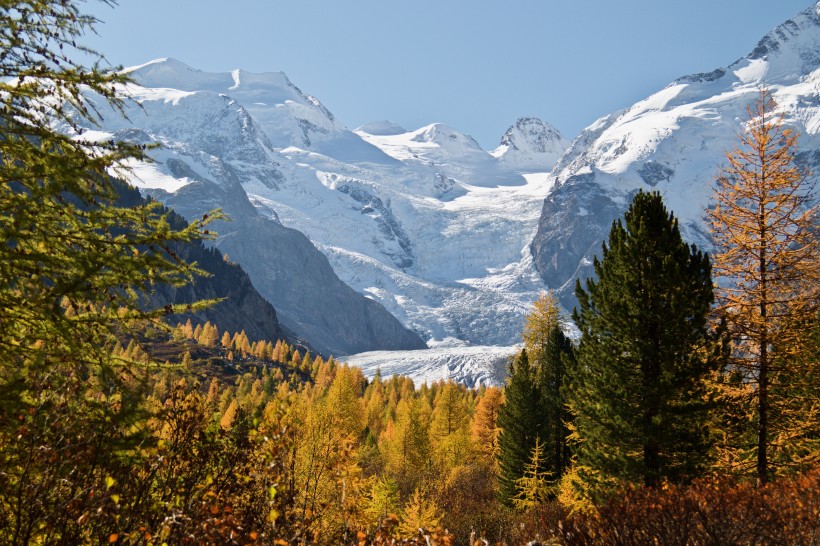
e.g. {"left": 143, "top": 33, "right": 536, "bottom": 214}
{"left": 0, "top": 1, "right": 217, "bottom": 542}
{"left": 512, "top": 438, "right": 550, "bottom": 511}
{"left": 568, "top": 191, "right": 720, "bottom": 501}
{"left": 381, "top": 396, "right": 432, "bottom": 494}
{"left": 470, "top": 386, "right": 504, "bottom": 467}
{"left": 429, "top": 381, "right": 471, "bottom": 471}
{"left": 708, "top": 89, "right": 819, "bottom": 484}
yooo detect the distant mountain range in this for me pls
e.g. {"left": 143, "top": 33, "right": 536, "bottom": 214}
{"left": 61, "top": 2, "right": 820, "bottom": 383}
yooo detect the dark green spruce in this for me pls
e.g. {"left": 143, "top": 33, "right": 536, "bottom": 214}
{"left": 497, "top": 350, "right": 541, "bottom": 505}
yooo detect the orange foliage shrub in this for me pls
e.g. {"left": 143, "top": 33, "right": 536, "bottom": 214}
{"left": 556, "top": 469, "right": 820, "bottom": 546}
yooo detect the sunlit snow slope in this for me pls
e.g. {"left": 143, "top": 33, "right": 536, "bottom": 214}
{"left": 532, "top": 3, "right": 820, "bottom": 308}
{"left": 64, "top": 58, "right": 569, "bottom": 385}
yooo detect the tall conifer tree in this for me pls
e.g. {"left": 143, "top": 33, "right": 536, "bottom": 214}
{"left": 569, "top": 191, "right": 719, "bottom": 500}
{"left": 708, "top": 90, "right": 819, "bottom": 484}
{"left": 0, "top": 2, "right": 217, "bottom": 541}
{"left": 496, "top": 349, "right": 541, "bottom": 505}
{"left": 497, "top": 293, "right": 576, "bottom": 506}
{"left": 524, "top": 292, "right": 576, "bottom": 486}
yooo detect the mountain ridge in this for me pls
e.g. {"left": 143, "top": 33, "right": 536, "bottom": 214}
{"left": 531, "top": 1, "right": 820, "bottom": 309}
{"left": 57, "top": 3, "right": 820, "bottom": 385}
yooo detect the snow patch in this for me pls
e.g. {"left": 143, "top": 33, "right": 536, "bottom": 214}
{"left": 734, "top": 59, "right": 769, "bottom": 84}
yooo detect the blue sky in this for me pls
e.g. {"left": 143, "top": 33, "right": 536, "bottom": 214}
{"left": 85, "top": 1, "right": 812, "bottom": 149}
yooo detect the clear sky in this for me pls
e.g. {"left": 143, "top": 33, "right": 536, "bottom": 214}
{"left": 83, "top": 1, "right": 813, "bottom": 149}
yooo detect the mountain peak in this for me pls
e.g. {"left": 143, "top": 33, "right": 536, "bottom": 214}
{"left": 677, "top": 3, "right": 820, "bottom": 86}
{"left": 493, "top": 117, "right": 568, "bottom": 171}
{"left": 746, "top": 3, "right": 820, "bottom": 63}
{"left": 409, "top": 123, "right": 483, "bottom": 150}
{"left": 499, "top": 117, "right": 564, "bottom": 153}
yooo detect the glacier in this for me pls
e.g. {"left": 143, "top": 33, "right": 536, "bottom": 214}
{"left": 63, "top": 57, "right": 568, "bottom": 386}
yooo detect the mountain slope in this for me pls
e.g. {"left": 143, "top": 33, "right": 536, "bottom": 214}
{"left": 64, "top": 59, "right": 568, "bottom": 363}
{"left": 531, "top": 2, "right": 820, "bottom": 308}
{"left": 151, "top": 168, "right": 427, "bottom": 357}
{"left": 69, "top": 73, "right": 426, "bottom": 356}
{"left": 113, "top": 180, "right": 302, "bottom": 347}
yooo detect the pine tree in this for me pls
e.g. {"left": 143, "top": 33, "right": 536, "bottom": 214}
{"left": 496, "top": 293, "right": 575, "bottom": 505}
{"left": 496, "top": 350, "right": 543, "bottom": 505}
{"left": 569, "top": 191, "right": 719, "bottom": 500}
{"left": 524, "top": 292, "right": 575, "bottom": 485}
{"left": 708, "top": 90, "right": 819, "bottom": 484}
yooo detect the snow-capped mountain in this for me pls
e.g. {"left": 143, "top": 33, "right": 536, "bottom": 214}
{"left": 64, "top": 58, "right": 567, "bottom": 383}
{"left": 60, "top": 3, "right": 820, "bottom": 386}
{"left": 65, "top": 61, "right": 426, "bottom": 357}
{"left": 532, "top": 2, "right": 820, "bottom": 308}
{"left": 492, "top": 117, "right": 568, "bottom": 171}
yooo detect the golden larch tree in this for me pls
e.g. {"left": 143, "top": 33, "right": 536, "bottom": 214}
{"left": 708, "top": 89, "right": 819, "bottom": 484}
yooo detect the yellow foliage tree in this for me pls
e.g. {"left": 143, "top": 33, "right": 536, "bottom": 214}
{"left": 471, "top": 386, "right": 504, "bottom": 468}
{"left": 708, "top": 89, "right": 819, "bottom": 484}
{"left": 429, "top": 381, "right": 472, "bottom": 471}
{"left": 399, "top": 488, "right": 443, "bottom": 538}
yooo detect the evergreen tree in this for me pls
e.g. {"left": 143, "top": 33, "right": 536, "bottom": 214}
{"left": 496, "top": 350, "right": 543, "bottom": 505}
{"left": 708, "top": 90, "right": 819, "bottom": 484}
{"left": 526, "top": 292, "right": 576, "bottom": 486}
{"left": 569, "top": 191, "right": 719, "bottom": 500}
{"left": 496, "top": 293, "right": 575, "bottom": 506}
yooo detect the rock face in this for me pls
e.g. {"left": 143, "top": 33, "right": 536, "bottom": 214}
{"left": 114, "top": 181, "right": 299, "bottom": 347}
{"left": 531, "top": 3, "right": 820, "bottom": 310}
{"left": 156, "top": 173, "right": 427, "bottom": 357}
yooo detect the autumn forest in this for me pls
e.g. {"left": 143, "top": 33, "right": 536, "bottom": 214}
{"left": 1, "top": 2, "right": 818, "bottom": 545}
